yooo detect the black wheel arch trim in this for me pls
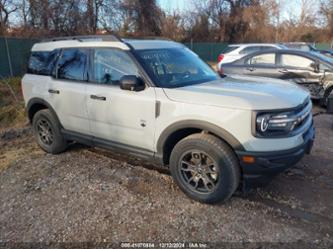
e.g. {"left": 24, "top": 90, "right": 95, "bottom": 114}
{"left": 156, "top": 120, "right": 245, "bottom": 156}
{"left": 27, "top": 98, "right": 62, "bottom": 127}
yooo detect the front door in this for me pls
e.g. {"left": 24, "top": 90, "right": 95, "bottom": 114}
{"left": 243, "top": 52, "right": 281, "bottom": 78}
{"left": 86, "top": 48, "right": 156, "bottom": 151}
{"left": 278, "top": 53, "right": 324, "bottom": 98}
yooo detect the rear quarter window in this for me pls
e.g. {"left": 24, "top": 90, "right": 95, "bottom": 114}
{"left": 27, "top": 50, "right": 59, "bottom": 76}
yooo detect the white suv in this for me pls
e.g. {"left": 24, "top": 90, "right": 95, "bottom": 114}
{"left": 217, "top": 43, "right": 286, "bottom": 71}
{"left": 22, "top": 36, "right": 315, "bottom": 204}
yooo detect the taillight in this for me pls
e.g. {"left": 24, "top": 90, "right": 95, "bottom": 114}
{"left": 218, "top": 54, "right": 224, "bottom": 63}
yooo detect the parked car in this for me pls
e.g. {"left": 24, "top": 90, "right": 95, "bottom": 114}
{"left": 281, "top": 42, "right": 333, "bottom": 58}
{"left": 22, "top": 35, "right": 314, "bottom": 204}
{"left": 217, "top": 43, "right": 286, "bottom": 69}
{"left": 221, "top": 49, "right": 333, "bottom": 104}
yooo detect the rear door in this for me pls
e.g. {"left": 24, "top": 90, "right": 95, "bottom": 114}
{"left": 48, "top": 48, "right": 91, "bottom": 135}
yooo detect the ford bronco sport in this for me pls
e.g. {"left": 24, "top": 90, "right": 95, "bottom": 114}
{"left": 22, "top": 35, "right": 315, "bottom": 204}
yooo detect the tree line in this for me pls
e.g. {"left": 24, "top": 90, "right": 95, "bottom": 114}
{"left": 0, "top": 0, "right": 332, "bottom": 43}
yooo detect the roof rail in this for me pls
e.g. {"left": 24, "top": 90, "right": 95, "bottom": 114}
{"left": 42, "top": 35, "right": 123, "bottom": 43}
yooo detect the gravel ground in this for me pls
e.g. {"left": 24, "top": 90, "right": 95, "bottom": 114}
{"left": 0, "top": 106, "right": 332, "bottom": 247}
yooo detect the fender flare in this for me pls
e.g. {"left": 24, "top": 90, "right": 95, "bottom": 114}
{"left": 27, "top": 98, "right": 62, "bottom": 127}
{"left": 156, "top": 119, "right": 245, "bottom": 156}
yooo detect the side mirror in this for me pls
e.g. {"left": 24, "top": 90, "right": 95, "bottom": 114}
{"left": 310, "top": 61, "right": 320, "bottom": 73}
{"left": 120, "top": 75, "right": 145, "bottom": 92}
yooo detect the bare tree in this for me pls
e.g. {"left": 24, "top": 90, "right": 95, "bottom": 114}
{"left": 320, "top": 0, "right": 333, "bottom": 41}
{"left": 121, "top": 0, "right": 162, "bottom": 36}
{"left": 0, "top": 0, "right": 18, "bottom": 34}
{"left": 160, "top": 11, "right": 187, "bottom": 41}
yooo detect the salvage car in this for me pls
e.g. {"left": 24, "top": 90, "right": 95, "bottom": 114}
{"left": 22, "top": 36, "right": 314, "bottom": 204}
{"left": 217, "top": 43, "right": 286, "bottom": 68}
{"left": 221, "top": 49, "right": 333, "bottom": 104}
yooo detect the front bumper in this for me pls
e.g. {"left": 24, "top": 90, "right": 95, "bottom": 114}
{"left": 236, "top": 124, "right": 315, "bottom": 188}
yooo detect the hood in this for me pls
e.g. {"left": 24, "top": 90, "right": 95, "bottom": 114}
{"left": 163, "top": 75, "right": 309, "bottom": 110}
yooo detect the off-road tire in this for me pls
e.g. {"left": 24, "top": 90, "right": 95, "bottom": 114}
{"left": 170, "top": 133, "right": 240, "bottom": 204}
{"left": 32, "top": 109, "right": 67, "bottom": 154}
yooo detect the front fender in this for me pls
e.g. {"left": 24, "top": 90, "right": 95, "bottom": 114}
{"left": 156, "top": 119, "right": 245, "bottom": 156}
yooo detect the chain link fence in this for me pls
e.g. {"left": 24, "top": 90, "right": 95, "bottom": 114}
{"left": 184, "top": 42, "right": 229, "bottom": 62}
{"left": 0, "top": 37, "right": 39, "bottom": 78}
{"left": 0, "top": 37, "right": 332, "bottom": 78}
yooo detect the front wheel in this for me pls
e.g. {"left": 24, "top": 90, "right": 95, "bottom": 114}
{"left": 169, "top": 133, "right": 240, "bottom": 204}
{"left": 321, "top": 86, "right": 333, "bottom": 107}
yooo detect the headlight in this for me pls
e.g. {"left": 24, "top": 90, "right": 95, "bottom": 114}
{"left": 254, "top": 103, "right": 311, "bottom": 137}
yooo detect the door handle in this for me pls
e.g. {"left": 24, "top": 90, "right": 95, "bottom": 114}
{"left": 90, "top": 95, "right": 106, "bottom": 101}
{"left": 279, "top": 69, "right": 289, "bottom": 73}
{"left": 48, "top": 89, "right": 60, "bottom": 94}
{"left": 246, "top": 67, "right": 255, "bottom": 72}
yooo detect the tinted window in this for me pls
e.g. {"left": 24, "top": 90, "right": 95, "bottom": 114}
{"left": 240, "top": 46, "right": 260, "bottom": 54}
{"left": 93, "top": 48, "right": 139, "bottom": 85}
{"left": 28, "top": 50, "right": 59, "bottom": 75}
{"left": 57, "top": 49, "right": 88, "bottom": 81}
{"left": 248, "top": 53, "right": 276, "bottom": 65}
{"left": 240, "top": 46, "right": 274, "bottom": 55}
{"left": 281, "top": 54, "right": 314, "bottom": 68}
{"left": 222, "top": 46, "right": 239, "bottom": 54}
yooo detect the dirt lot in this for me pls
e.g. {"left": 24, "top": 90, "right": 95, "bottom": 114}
{"left": 0, "top": 106, "right": 332, "bottom": 247}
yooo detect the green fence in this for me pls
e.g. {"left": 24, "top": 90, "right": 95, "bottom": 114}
{"left": 184, "top": 42, "right": 229, "bottom": 62}
{"left": 316, "top": 43, "right": 333, "bottom": 50}
{"left": 0, "top": 37, "right": 39, "bottom": 78}
{"left": 0, "top": 37, "right": 332, "bottom": 77}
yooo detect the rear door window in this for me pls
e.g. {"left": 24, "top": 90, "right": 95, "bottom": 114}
{"left": 28, "top": 50, "right": 59, "bottom": 75}
{"left": 57, "top": 48, "right": 88, "bottom": 81}
{"left": 240, "top": 46, "right": 275, "bottom": 55}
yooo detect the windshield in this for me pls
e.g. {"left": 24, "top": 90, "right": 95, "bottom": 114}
{"left": 135, "top": 47, "right": 219, "bottom": 88}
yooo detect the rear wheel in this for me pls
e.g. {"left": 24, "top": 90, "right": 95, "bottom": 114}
{"left": 32, "top": 109, "right": 67, "bottom": 154}
{"left": 169, "top": 133, "right": 240, "bottom": 204}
